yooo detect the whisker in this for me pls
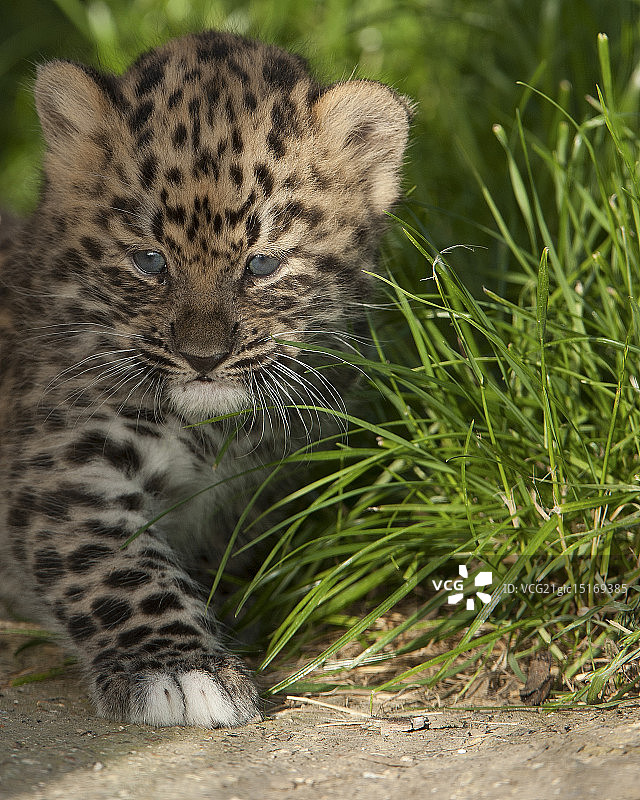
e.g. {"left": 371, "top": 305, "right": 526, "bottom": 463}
{"left": 117, "top": 367, "right": 156, "bottom": 418}
{"left": 253, "top": 380, "right": 270, "bottom": 449}
{"left": 260, "top": 370, "right": 294, "bottom": 442}
{"left": 85, "top": 366, "right": 148, "bottom": 423}
{"left": 28, "top": 322, "right": 146, "bottom": 342}
{"left": 273, "top": 363, "right": 345, "bottom": 439}
{"left": 264, "top": 367, "right": 314, "bottom": 441}
{"left": 45, "top": 358, "right": 143, "bottom": 424}
{"left": 153, "top": 374, "right": 165, "bottom": 420}
{"left": 287, "top": 346, "right": 369, "bottom": 381}
{"left": 277, "top": 353, "right": 350, "bottom": 418}
{"left": 274, "top": 328, "right": 373, "bottom": 350}
{"left": 65, "top": 361, "right": 141, "bottom": 405}
{"left": 44, "top": 352, "right": 139, "bottom": 395}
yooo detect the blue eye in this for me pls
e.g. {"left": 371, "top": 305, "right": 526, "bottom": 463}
{"left": 132, "top": 250, "right": 167, "bottom": 275}
{"left": 247, "top": 254, "right": 281, "bottom": 276}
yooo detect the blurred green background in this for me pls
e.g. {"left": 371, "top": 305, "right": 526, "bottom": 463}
{"left": 2, "top": 0, "right": 639, "bottom": 288}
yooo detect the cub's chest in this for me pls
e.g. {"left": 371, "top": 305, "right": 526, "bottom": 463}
{"left": 120, "top": 417, "right": 264, "bottom": 552}
{"left": 58, "top": 413, "right": 260, "bottom": 547}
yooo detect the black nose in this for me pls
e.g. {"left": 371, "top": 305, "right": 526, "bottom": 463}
{"left": 180, "top": 351, "right": 229, "bottom": 374}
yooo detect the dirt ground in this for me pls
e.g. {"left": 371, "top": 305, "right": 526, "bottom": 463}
{"left": 1, "top": 635, "right": 640, "bottom": 800}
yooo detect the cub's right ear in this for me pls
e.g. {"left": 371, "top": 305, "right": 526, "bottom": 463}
{"left": 35, "top": 61, "right": 114, "bottom": 153}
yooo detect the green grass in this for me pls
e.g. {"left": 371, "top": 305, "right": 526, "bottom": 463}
{"left": 224, "top": 32, "right": 640, "bottom": 706}
{"left": 2, "top": 1, "right": 640, "bottom": 705}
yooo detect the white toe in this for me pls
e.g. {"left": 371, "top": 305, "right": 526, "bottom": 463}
{"left": 180, "top": 670, "right": 238, "bottom": 727}
{"left": 132, "top": 675, "right": 186, "bottom": 726}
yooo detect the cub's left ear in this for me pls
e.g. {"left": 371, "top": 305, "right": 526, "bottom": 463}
{"left": 313, "top": 81, "right": 413, "bottom": 213}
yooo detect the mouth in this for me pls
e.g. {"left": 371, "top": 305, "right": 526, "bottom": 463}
{"left": 166, "top": 375, "right": 249, "bottom": 419}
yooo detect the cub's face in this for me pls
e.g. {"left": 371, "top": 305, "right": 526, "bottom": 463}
{"left": 35, "top": 32, "right": 410, "bottom": 420}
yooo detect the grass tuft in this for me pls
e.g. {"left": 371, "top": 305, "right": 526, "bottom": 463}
{"left": 232, "top": 36, "right": 640, "bottom": 706}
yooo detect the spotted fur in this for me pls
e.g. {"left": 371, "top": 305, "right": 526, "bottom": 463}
{"left": 0, "top": 31, "right": 411, "bottom": 727}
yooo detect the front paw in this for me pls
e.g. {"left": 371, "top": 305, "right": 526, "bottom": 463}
{"left": 94, "top": 654, "right": 262, "bottom": 727}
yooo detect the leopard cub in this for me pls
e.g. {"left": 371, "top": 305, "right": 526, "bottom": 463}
{"left": 0, "top": 31, "right": 410, "bottom": 727}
